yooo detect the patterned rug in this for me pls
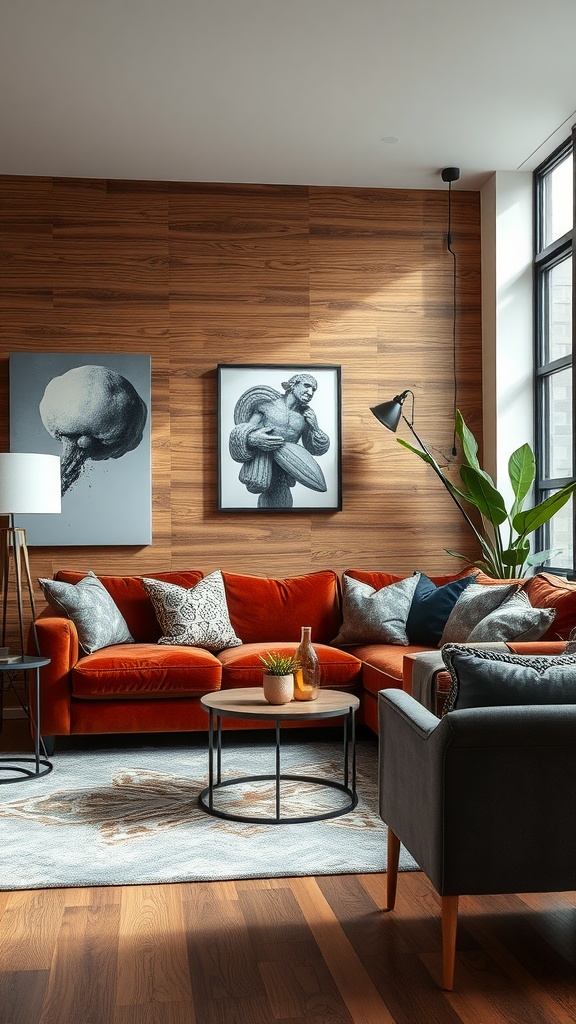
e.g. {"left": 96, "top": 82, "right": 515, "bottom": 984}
{"left": 0, "top": 737, "right": 418, "bottom": 890}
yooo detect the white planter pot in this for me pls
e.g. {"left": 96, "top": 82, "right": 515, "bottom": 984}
{"left": 263, "top": 673, "right": 294, "bottom": 705}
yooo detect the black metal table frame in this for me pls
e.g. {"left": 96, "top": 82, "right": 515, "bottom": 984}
{"left": 0, "top": 656, "right": 53, "bottom": 784}
{"left": 199, "top": 702, "right": 358, "bottom": 824}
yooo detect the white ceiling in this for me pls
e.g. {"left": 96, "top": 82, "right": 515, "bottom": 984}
{"left": 1, "top": 0, "right": 575, "bottom": 191}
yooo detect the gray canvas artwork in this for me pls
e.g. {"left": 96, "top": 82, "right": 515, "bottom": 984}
{"left": 9, "top": 353, "right": 151, "bottom": 545}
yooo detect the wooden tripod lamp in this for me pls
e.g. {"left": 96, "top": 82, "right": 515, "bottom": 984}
{"left": 0, "top": 453, "right": 61, "bottom": 656}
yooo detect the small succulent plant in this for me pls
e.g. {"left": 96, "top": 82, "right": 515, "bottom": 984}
{"left": 259, "top": 651, "right": 301, "bottom": 676}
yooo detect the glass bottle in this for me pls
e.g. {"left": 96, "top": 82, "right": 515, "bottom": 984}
{"left": 293, "top": 626, "right": 320, "bottom": 701}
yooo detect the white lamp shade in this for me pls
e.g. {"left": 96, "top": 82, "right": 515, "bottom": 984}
{"left": 0, "top": 453, "right": 62, "bottom": 515}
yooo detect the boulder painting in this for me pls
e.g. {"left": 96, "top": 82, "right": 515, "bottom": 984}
{"left": 9, "top": 353, "right": 151, "bottom": 545}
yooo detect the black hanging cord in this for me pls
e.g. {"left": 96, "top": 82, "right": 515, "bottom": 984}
{"left": 441, "top": 166, "right": 460, "bottom": 457}
{"left": 447, "top": 179, "right": 458, "bottom": 456}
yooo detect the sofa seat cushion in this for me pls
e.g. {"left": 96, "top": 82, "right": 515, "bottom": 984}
{"left": 221, "top": 570, "right": 341, "bottom": 644}
{"left": 71, "top": 643, "right": 222, "bottom": 699}
{"left": 217, "top": 642, "right": 362, "bottom": 690}
{"left": 348, "top": 643, "right": 432, "bottom": 697}
{"left": 55, "top": 570, "right": 204, "bottom": 642}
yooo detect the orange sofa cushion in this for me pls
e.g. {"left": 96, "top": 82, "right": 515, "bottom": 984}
{"left": 71, "top": 643, "right": 222, "bottom": 698}
{"left": 348, "top": 642, "right": 431, "bottom": 697}
{"left": 55, "top": 570, "right": 203, "bottom": 642}
{"left": 523, "top": 573, "right": 576, "bottom": 640}
{"left": 221, "top": 570, "right": 342, "bottom": 645}
{"left": 217, "top": 642, "right": 362, "bottom": 690}
{"left": 344, "top": 567, "right": 475, "bottom": 591}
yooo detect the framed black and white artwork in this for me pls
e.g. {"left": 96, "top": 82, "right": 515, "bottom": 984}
{"left": 9, "top": 352, "right": 152, "bottom": 545}
{"left": 218, "top": 364, "right": 342, "bottom": 512}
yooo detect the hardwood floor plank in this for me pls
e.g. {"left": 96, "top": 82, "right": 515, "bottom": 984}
{"left": 291, "top": 876, "right": 397, "bottom": 1024}
{"left": 183, "top": 880, "right": 271, "bottom": 1023}
{"left": 0, "top": 969, "right": 49, "bottom": 1024}
{"left": 38, "top": 902, "right": 120, "bottom": 1024}
{"left": 319, "top": 873, "right": 464, "bottom": 1024}
{"left": 117, "top": 885, "right": 192, "bottom": 1008}
{"left": 114, "top": 1003, "right": 197, "bottom": 1024}
{"left": 0, "top": 890, "right": 67, "bottom": 971}
{"left": 456, "top": 905, "right": 576, "bottom": 1024}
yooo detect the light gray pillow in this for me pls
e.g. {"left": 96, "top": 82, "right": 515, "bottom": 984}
{"left": 439, "top": 582, "right": 519, "bottom": 645}
{"left": 331, "top": 572, "right": 420, "bottom": 647}
{"left": 38, "top": 570, "right": 134, "bottom": 654}
{"left": 442, "top": 644, "right": 576, "bottom": 713}
{"left": 142, "top": 570, "right": 242, "bottom": 652}
{"left": 466, "top": 590, "right": 556, "bottom": 643}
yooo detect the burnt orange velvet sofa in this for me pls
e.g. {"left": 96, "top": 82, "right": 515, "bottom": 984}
{"left": 31, "top": 567, "right": 576, "bottom": 745}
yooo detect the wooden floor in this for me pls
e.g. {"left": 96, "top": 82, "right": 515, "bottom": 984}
{"left": 2, "top": 723, "right": 576, "bottom": 1022}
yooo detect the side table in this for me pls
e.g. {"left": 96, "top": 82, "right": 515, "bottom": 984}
{"left": 0, "top": 655, "right": 53, "bottom": 783}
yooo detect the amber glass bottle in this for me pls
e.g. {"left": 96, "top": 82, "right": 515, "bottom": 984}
{"left": 293, "top": 626, "right": 320, "bottom": 701}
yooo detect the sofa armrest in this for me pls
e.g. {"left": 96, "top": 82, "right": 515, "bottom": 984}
{"left": 31, "top": 612, "right": 80, "bottom": 735}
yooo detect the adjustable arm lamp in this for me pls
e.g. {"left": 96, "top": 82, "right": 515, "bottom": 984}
{"left": 370, "top": 390, "right": 477, "bottom": 533}
{"left": 0, "top": 453, "right": 61, "bottom": 656}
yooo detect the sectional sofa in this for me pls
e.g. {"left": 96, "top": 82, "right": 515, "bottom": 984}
{"left": 31, "top": 566, "right": 575, "bottom": 745}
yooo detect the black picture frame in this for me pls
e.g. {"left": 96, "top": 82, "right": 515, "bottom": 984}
{"left": 218, "top": 364, "right": 342, "bottom": 512}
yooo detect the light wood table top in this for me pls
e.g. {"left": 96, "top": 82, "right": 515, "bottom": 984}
{"left": 201, "top": 687, "right": 360, "bottom": 721}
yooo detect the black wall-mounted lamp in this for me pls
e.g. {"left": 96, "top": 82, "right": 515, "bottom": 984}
{"left": 370, "top": 389, "right": 477, "bottom": 532}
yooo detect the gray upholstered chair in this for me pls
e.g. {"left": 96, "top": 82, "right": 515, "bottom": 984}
{"left": 378, "top": 688, "right": 576, "bottom": 989}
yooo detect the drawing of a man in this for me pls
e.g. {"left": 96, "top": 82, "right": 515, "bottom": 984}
{"left": 229, "top": 373, "right": 330, "bottom": 508}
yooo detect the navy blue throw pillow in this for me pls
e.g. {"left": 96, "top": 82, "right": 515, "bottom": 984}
{"left": 406, "top": 572, "right": 477, "bottom": 646}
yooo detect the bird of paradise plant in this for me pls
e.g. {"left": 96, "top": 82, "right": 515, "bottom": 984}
{"left": 398, "top": 410, "right": 576, "bottom": 578}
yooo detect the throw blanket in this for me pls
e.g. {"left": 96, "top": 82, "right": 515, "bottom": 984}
{"left": 411, "top": 643, "right": 510, "bottom": 713}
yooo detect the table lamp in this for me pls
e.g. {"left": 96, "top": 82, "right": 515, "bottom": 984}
{"left": 0, "top": 453, "right": 61, "bottom": 656}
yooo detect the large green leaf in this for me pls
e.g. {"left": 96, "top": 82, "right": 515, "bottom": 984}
{"left": 456, "top": 411, "right": 495, "bottom": 485}
{"left": 444, "top": 550, "right": 502, "bottom": 577}
{"left": 513, "top": 482, "right": 576, "bottom": 536}
{"left": 396, "top": 438, "right": 473, "bottom": 505}
{"left": 455, "top": 410, "right": 480, "bottom": 469}
{"left": 459, "top": 465, "right": 508, "bottom": 525}
{"left": 526, "top": 548, "right": 553, "bottom": 567}
{"left": 508, "top": 444, "right": 535, "bottom": 518}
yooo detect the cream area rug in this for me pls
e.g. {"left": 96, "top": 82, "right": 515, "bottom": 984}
{"left": 0, "top": 737, "right": 418, "bottom": 890}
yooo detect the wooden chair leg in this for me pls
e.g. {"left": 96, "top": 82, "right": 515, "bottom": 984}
{"left": 441, "top": 895, "right": 459, "bottom": 990}
{"left": 386, "top": 827, "right": 400, "bottom": 910}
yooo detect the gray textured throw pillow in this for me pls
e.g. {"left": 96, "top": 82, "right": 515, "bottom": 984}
{"left": 331, "top": 572, "right": 420, "bottom": 647}
{"left": 39, "top": 571, "right": 134, "bottom": 654}
{"left": 466, "top": 591, "right": 556, "bottom": 643}
{"left": 439, "top": 582, "right": 519, "bottom": 645}
{"left": 442, "top": 644, "right": 576, "bottom": 713}
{"left": 142, "top": 570, "right": 242, "bottom": 652}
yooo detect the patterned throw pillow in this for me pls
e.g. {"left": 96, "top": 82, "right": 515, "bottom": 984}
{"left": 38, "top": 571, "right": 134, "bottom": 655}
{"left": 331, "top": 572, "right": 420, "bottom": 647}
{"left": 439, "top": 582, "right": 519, "bottom": 645}
{"left": 466, "top": 591, "right": 556, "bottom": 643}
{"left": 142, "top": 570, "right": 242, "bottom": 652}
{"left": 442, "top": 644, "right": 576, "bottom": 713}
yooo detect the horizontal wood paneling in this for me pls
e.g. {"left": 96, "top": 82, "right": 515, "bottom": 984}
{"left": 0, "top": 175, "right": 482, "bottom": 637}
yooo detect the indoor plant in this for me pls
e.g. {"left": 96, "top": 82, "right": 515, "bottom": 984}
{"left": 398, "top": 410, "right": 576, "bottom": 578}
{"left": 259, "top": 651, "right": 301, "bottom": 704}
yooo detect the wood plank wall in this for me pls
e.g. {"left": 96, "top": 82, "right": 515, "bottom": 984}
{"left": 0, "top": 175, "right": 482, "bottom": 619}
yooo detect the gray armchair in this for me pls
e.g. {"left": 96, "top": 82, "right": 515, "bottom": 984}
{"left": 379, "top": 688, "right": 576, "bottom": 989}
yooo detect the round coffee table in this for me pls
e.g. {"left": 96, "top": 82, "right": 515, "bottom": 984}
{"left": 199, "top": 687, "right": 360, "bottom": 824}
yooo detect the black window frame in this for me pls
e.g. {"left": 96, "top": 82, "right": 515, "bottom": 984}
{"left": 534, "top": 137, "right": 574, "bottom": 576}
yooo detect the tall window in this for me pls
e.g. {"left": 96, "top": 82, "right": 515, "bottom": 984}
{"left": 534, "top": 139, "right": 574, "bottom": 574}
